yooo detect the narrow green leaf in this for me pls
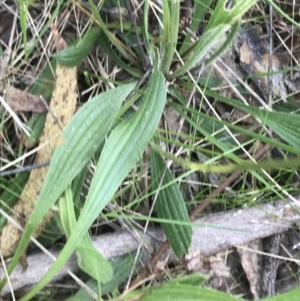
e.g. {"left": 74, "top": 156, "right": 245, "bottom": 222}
{"left": 151, "top": 151, "right": 192, "bottom": 257}
{"left": 151, "top": 142, "right": 300, "bottom": 174}
{"left": 160, "top": 0, "right": 180, "bottom": 74}
{"left": 141, "top": 281, "right": 242, "bottom": 301}
{"left": 119, "top": 32, "right": 145, "bottom": 62}
{"left": 179, "top": 0, "right": 214, "bottom": 54}
{"left": 140, "top": 273, "right": 300, "bottom": 301}
{"left": 87, "top": 0, "right": 139, "bottom": 66}
{"left": 217, "top": 97, "right": 300, "bottom": 148}
{"left": 30, "top": 60, "right": 56, "bottom": 98}
{"left": 0, "top": 173, "right": 29, "bottom": 230}
{"left": 173, "top": 98, "right": 300, "bottom": 155}
{"left": 19, "top": 0, "right": 28, "bottom": 57}
{"left": 169, "top": 0, "right": 257, "bottom": 79}
{"left": 65, "top": 253, "right": 140, "bottom": 301}
{"left": 143, "top": 0, "right": 151, "bottom": 60}
{"left": 204, "top": 20, "right": 240, "bottom": 66}
{"left": 25, "top": 114, "right": 46, "bottom": 146}
{"left": 60, "top": 186, "right": 112, "bottom": 289}
{"left": 72, "top": 167, "right": 87, "bottom": 208}
{"left": 261, "top": 286, "right": 300, "bottom": 301}
{"left": 2, "top": 83, "right": 135, "bottom": 291}
{"left": 167, "top": 273, "right": 209, "bottom": 286}
{"left": 16, "top": 54, "right": 166, "bottom": 300}
{"left": 52, "top": 28, "right": 101, "bottom": 67}
{"left": 77, "top": 245, "right": 112, "bottom": 284}
{"left": 59, "top": 185, "right": 79, "bottom": 237}
{"left": 97, "top": 31, "right": 143, "bottom": 78}
{"left": 267, "top": 0, "right": 300, "bottom": 28}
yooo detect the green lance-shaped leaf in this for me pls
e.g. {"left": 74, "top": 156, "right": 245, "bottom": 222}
{"left": 141, "top": 282, "right": 243, "bottom": 301}
{"left": 141, "top": 274, "right": 242, "bottom": 301}
{"left": 160, "top": 0, "right": 180, "bottom": 75}
{"left": 1, "top": 83, "right": 135, "bottom": 291}
{"left": 151, "top": 151, "right": 192, "bottom": 257}
{"left": 60, "top": 186, "right": 112, "bottom": 295}
{"left": 65, "top": 253, "right": 140, "bottom": 301}
{"left": 170, "top": 0, "right": 257, "bottom": 79}
{"left": 217, "top": 97, "right": 300, "bottom": 149}
{"left": 52, "top": 27, "right": 101, "bottom": 67}
{"left": 15, "top": 52, "right": 167, "bottom": 301}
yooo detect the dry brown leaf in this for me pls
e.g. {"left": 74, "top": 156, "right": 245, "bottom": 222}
{"left": 235, "top": 26, "right": 288, "bottom": 102}
{"left": 0, "top": 23, "right": 77, "bottom": 257}
{"left": 185, "top": 250, "right": 230, "bottom": 278}
{"left": 236, "top": 239, "right": 263, "bottom": 300}
{"left": 4, "top": 84, "right": 48, "bottom": 112}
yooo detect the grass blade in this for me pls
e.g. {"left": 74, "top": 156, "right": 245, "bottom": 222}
{"left": 218, "top": 97, "right": 300, "bottom": 148}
